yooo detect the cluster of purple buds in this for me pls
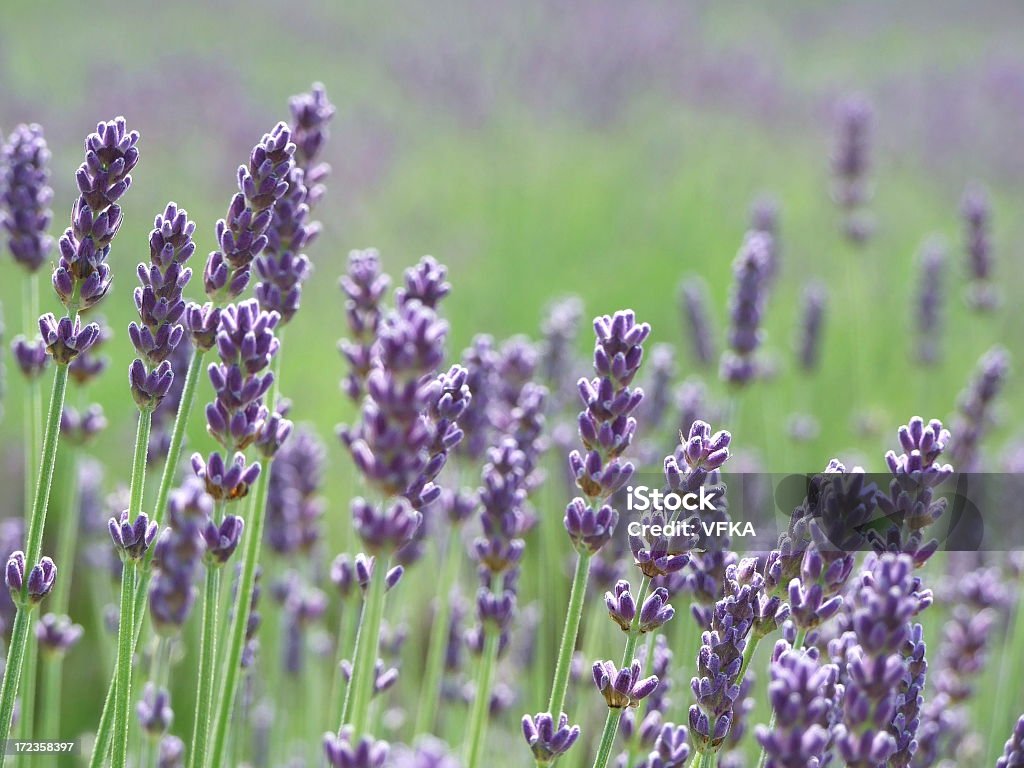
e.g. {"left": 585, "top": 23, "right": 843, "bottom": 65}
{"left": 874, "top": 417, "right": 953, "bottom": 562}
{"left": 521, "top": 712, "right": 580, "bottom": 765}
{"left": 830, "top": 95, "right": 873, "bottom": 243}
{"left": 289, "top": 81, "right": 336, "bottom": 175}
{"left": 203, "top": 123, "right": 295, "bottom": 300}
{"left": 961, "top": 183, "right": 997, "bottom": 311}
{"left": 255, "top": 85, "right": 333, "bottom": 322}
{"left": 996, "top": 714, "right": 1024, "bottom": 768}
{"left": 593, "top": 658, "right": 659, "bottom": 709}
{"left": 137, "top": 683, "right": 173, "bottom": 737}
{"left": 266, "top": 425, "right": 326, "bottom": 555}
{"left": 331, "top": 553, "right": 404, "bottom": 596}
{"left": 950, "top": 345, "right": 1009, "bottom": 471}
{"left": 456, "top": 335, "right": 498, "bottom": 460}
{"left": 795, "top": 281, "right": 826, "bottom": 373}
{"left": 323, "top": 728, "right": 389, "bottom": 768}
{"left": 352, "top": 497, "right": 422, "bottom": 555}
{"left": 832, "top": 554, "right": 930, "bottom": 768}
{"left": 471, "top": 440, "right": 530, "bottom": 648}
{"left": 202, "top": 514, "right": 245, "bottom": 565}
{"left": 341, "top": 294, "right": 447, "bottom": 510}
{"left": 128, "top": 203, "right": 196, "bottom": 409}
{"left": 109, "top": 511, "right": 159, "bottom": 562}
{"left": 148, "top": 481, "right": 208, "bottom": 634}
{"left": 1, "top": 123, "right": 53, "bottom": 272}
{"left": 678, "top": 277, "right": 715, "bottom": 367}
{"left": 887, "top": 622, "right": 927, "bottom": 768}
{"left": 6, "top": 551, "right": 56, "bottom": 605}
{"left": 35, "top": 613, "right": 83, "bottom": 656}
{"left": 54, "top": 117, "right": 139, "bottom": 311}
{"left": 720, "top": 232, "right": 771, "bottom": 386}
{"left": 61, "top": 404, "right": 107, "bottom": 446}
{"left": 605, "top": 580, "right": 674, "bottom": 633}
{"left": 38, "top": 314, "right": 101, "bottom": 365}
{"left": 494, "top": 336, "right": 539, "bottom": 417}
{"left": 338, "top": 249, "right": 390, "bottom": 401}
{"left": 11, "top": 335, "right": 49, "bottom": 380}
{"left": 755, "top": 641, "right": 838, "bottom": 768}
{"left": 688, "top": 561, "right": 762, "bottom": 752}
{"left": 407, "top": 363, "right": 471, "bottom": 508}
{"left": 67, "top": 318, "right": 110, "bottom": 385}
{"left": 337, "top": 658, "right": 398, "bottom": 696}
{"left": 914, "top": 238, "right": 946, "bottom": 365}
{"left": 643, "top": 722, "right": 690, "bottom": 768}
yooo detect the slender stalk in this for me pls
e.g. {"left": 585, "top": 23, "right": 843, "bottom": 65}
{"left": 413, "top": 524, "right": 463, "bottom": 736}
{"left": 465, "top": 628, "right": 500, "bottom": 768}
{"left": 590, "top": 708, "right": 622, "bottom": 768}
{"left": 341, "top": 554, "right": 388, "bottom": 735}
{"left": 0, "top": 361, "right": 71, "bottom": 751}
{"left": 19, "top": 643, "right": 37, "bottom": 749}
{"left": 546, "top": 551, "right": 593, "bottom": 717}
{"left": 328, "top": 597, "right": 360, "bottom": 731}
{"left": 92, "top": 350, "right": 206, "bottom": 766}
{"left": 0, "top": 608, "right": 32, "bottom": 766}
{"left": 111, "top": 563, "right": 138, "bottom": 768}
{"left": 189, "top": 564, "right": 222, "bottom": 768}
{"left": 207, "top": 461, "right": 273, "bottom": 768}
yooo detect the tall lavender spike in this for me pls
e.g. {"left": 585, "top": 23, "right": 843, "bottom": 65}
{"left": 340, "top": 298, "right": 446, "bottom": 509}
{"left": 749, "top": 194, "right": 780, "bottom": 282}
{"left": 1, "top": 124, "right": 53, "bottom": 273}
{"left": 148, "top": 481, "right": 208, "bottom": 634}
{"left": 678, "top": 277, "right": 715, "bottom": 367}
{"left": 830, "top": 94, "right": 874, "bottom": 244}
{"left": 129, "top": 203, "right": 196, "bottom": 410}
{"left": 688, "top": 560, "right": 762, "bottom": 753}
{"left": 913, "top": 238, "right": 946, "bottom": 366}
{"left": 795, "top": 281, "right": 826, "bottom": 373}
{"left": 949, "top": 346, "right": 1009, "bottom": 471}
{"left": 961, "top": 183, "right": 998, "bottom": 311}
{"left": 887, "top": 622, "right": 926, "bottom": 768}
{"left": 755, "top": 641, "right": 837, "bottom": 768}
{"left": 53, "top": 117, "right": 139, "bottom": 311}
{"left": 338, "top": 248, "right": 391, "bottom": 402}
{"left": 202, "top": 123, "right": 295, "bottom": 301}
{"left": 996, "top": 714, "right": 1024, "bottom": 768}
{"left": 289, "top": 82, "right": 336, "bottom": 178}
{"left": 539, "top": 296, "right": 584, "bottom": 404}
{"left": 832, "top": 554, "right": 930, "bottom": 768}
{"left": 720, "top": 233, "right": 770, "bottom": 386}
{"left": 265, "top": 424, "right": 326, "bottom": 556}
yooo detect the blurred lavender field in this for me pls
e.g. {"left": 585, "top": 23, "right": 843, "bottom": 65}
{"left": 1, "top": 1, "right": 1024, "bottom": 767}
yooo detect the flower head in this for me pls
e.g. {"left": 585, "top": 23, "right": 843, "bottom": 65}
{"left": 593, "top": 658, "right": 659, "bottom": 709}
{"left": 1, "top": 123, "right": 53, "bottom": 273}
{"left": 109, "top": 511, "right": 159, "bottom": 561}
{"left": 6, "top": 551, "right": 56, "bottom": 604}
{"left": 38, "top": 313, "right": 101, "bottom": 365}
{"left": 521, "top": 712, "right": 581, "bottom": 765}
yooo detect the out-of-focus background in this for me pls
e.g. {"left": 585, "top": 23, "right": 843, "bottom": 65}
{"left": 1, "top": 0, "right": 1023, "bottom": 760}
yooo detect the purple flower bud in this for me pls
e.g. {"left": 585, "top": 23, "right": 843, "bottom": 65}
{"left": 60, "top": 404, "right": 107, "bottom": 446}
{"left": 137, "top": 682, "right": 173, "bottom": 736}
{"left": 521, "top": 712, "right": 581, "bottom": 765}
{"left": 38, "top": 313, "right": 100, "bottom": 364}
{"left": 191, "top": 451, "right": 260, "bottom": 501}
{"left": 202, "top": 514, "right": 244, "bottom": 565}
{"left": 563, "top": 499, "right": 618, "bottom": 554}
{"left": 109, "top": 510, "right": 159, "bottom": 561}
{"left": 184, "top": 301, "right": 221, "bottom": 351}
{"left": 129, "top": 359, "right": 173, "bottom": 410}
{"left": 158, "top": 735, "right": 184, "bottom": 768}
{"left": 961, "top": 183, "right": 998, "bottom": 311}
{"left": 323, "top": 728, "right": 389, "bottom": 768}
{"left": 397, "top": 256, "right": 450, "bottom": 309}
{"left": 593, "top": 658, "right": 659, "bottom": 709}
{"left": 996, "top": 714, "right": 1024, "bottom": 768}
{"left": 35, "top": 613, "right": 83, "bottom": 655}
{"left": 720, "top": 232, "right": 771, "bottom": 386}
{"left": 646, "top": 723, "right": 691, "bottom": 768}
{"left": 289, "top": 83, "right": 336, "bottom": 171}
{"left": 10, "top": 335, "right": 49, "bottom": 380}
{"left": 352, "top": 497, "right": 422, "bottom": 554}
{"left": 678, "top": 277, "right": 715, "bottom": 367}
{"left": 6, "top": 551, "right": 56, "bottom": 604}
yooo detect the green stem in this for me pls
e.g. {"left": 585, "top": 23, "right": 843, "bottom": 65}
{"left": 0, "top": 359, "right": 72, "bottom": 754}
{"left": 413, "top": 524, "right": 463, "bottom": 736}
{"left": 342, "top": 554, "right": 388, "bottom": 736}
{"left": 91, "top": 349, "right": 205, "bottom": 766}
{"left": 207, "top": 460, "right": 273, "bottom": 768}
{"left": 0, "top": 608, "right": 32, "bottom": 766}
{"left": 465, "top": 628, "right": 500, "bottom": 768}
{"left": 38, "top": 649, "right": 63, "bottom": 747}
{"left": 590, "top": 708, "right": 623, "bottom": 768}
{"left": 111, "top": 563, "right": 138, "bottom": 768}
{"left": 19, "top": 642, "right": 37, "bottom": 748}
{"left": 547, "top": 550, "right": 593, "bottom": 717}
{"left": 328, "top": 599, "right": 359, "bottom": 733}
{"left": 189, "top": 565, "right": 222, "bottom": 768}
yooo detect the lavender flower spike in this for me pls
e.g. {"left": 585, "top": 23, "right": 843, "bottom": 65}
{"left": 38, "top": 314, "right": 101, "bottom": 365}
{"left": 203, "top": 123, "right": 295, "bottom": 301}
{"left": 914, "top": 237, "right": 946, "bottom": 365}
{"left": 522, "top": 712, "right": 581, "bottom": 765}
{"left": 831, "top": 95, "right": 874, "bottom": 243}
{"left": 720, "top": 232, "right": 771, "bottom": 386}
{"left": 53, "top": 117, "right": 139, "bottom": 311}
{"left": 795, "top": 281, "right": 826, "bottom": 373}
{"left": 1, "top": 123, "right": 53, "bottom": 273}
{"left": 961, "top": 183, "right": 998, "bottom": 311}
{"left": 338, "top": 248, "right": 391, "bottom": 401}
{"left": 678, "top": 277, "right": 715, "bottom": 367}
